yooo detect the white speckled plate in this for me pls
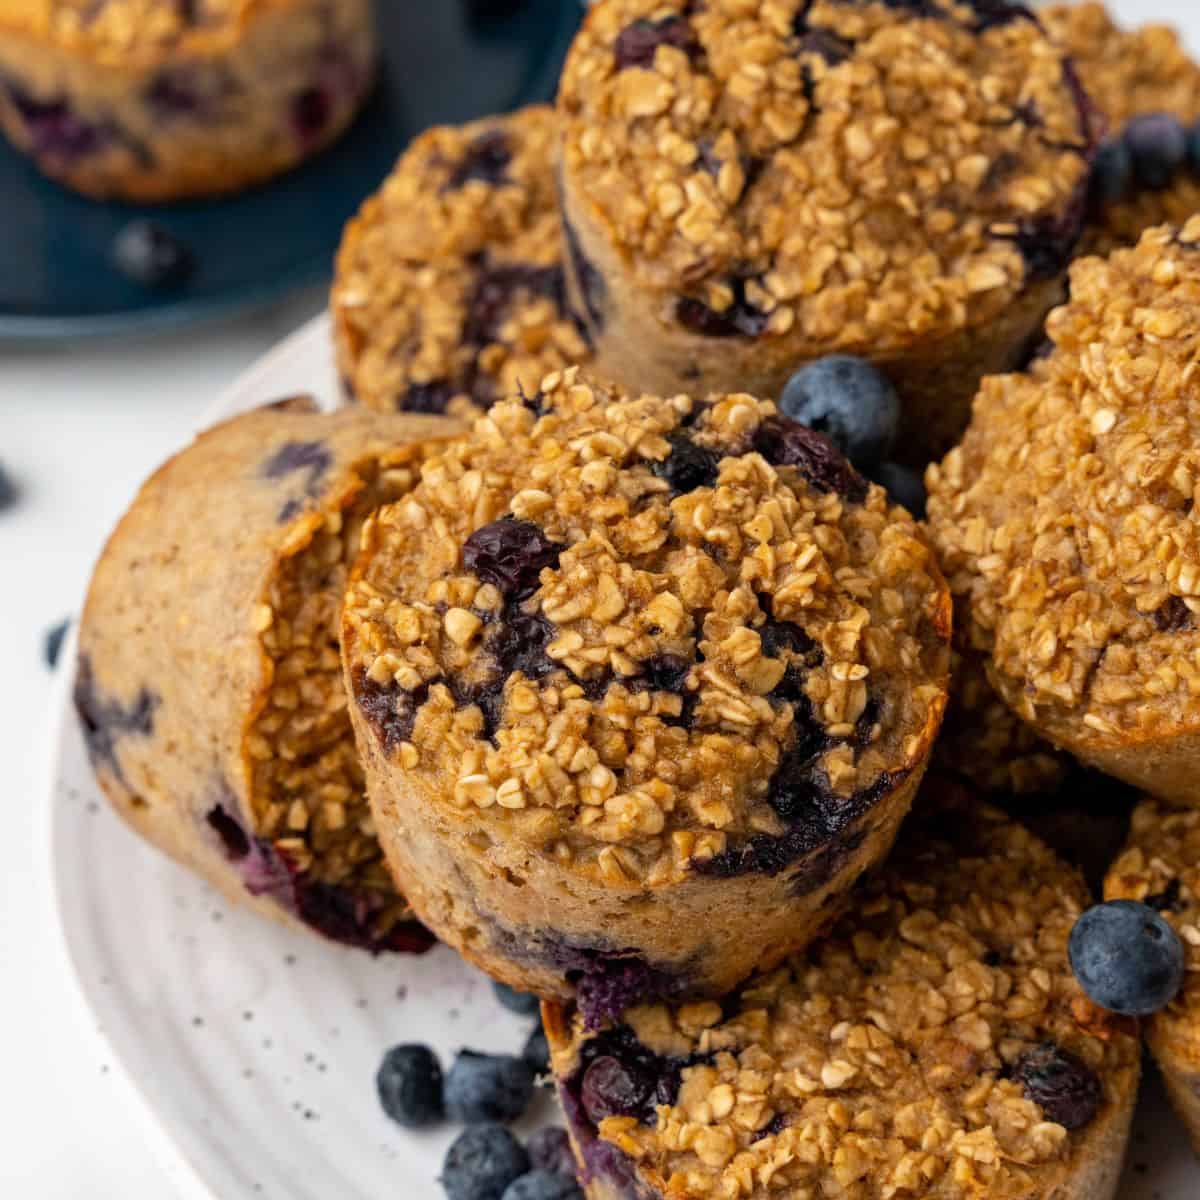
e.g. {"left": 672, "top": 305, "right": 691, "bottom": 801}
{"left": 46, "top": 312, "right": 1200, "bottom": 1199}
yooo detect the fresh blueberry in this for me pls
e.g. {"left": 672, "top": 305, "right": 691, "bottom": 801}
{"left": 522, "top": 1026, "right": 551, "bottom": 1079}
{"left": 1189, "top": 118, "right": 1200, "bottom": 175}
{"left": 44, "top": 618, "right": 71, "bottom": 670}
{"left": 501, "top": 1171, "right": 583, "bottom": 1200}
{"left": 526, "top": 1127, "right": 576, "bottom": 1179}
{"left": 1124, "top": 112, "right": 1189, "bottom": 191}
{"left": 113, "top": 221, "right": 194, "bottom": 289}
{"left": 778, "top": 356, "right": 900, "bottom": 470}
{"left": 376, "top": 1043, "right": 444, "bottom": 1128}
{"left": 445, "top": 1050, "right": 536, "bottom": 1124}
{"left": 442, "top": 1125, "right": 530, "bottom": 1200}
{"left": 869, "top": 462, "right": 926, "bottom": 519}
{"left": 492, "top": 980, "right": 541, "bottom": 1018}
{"left": 1069, "top": 900, "right": 1186, "bottom": 1016}
{"left": 0, "top": 461, "right": 18, "bottom": 511}
{"left": 1088, "top": 138, "right": 1133, "bottom": 209}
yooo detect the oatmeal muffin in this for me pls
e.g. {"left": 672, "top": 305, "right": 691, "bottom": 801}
{"left": 1107, "top": 799, "right": 1200, "bottom": 1153}
{"left": 76, "top": 397, "right": 455, "bottom": 951}
{"left": 1043, "top": 3, "right": 1200, "bottom": 257}
{"left": 0, "top": 0, "right": 375, "bottom": 201}
{"left": 927, "top": 221, "right": 1200, "bottom": 807}
{"left": 334, "top": 106, "right": 592, "bottom": 420}
{"left": 544, "top": 788, "right": 1141, "bottom": 1200}
{"left": 557, "top": 0, "right": 1094, "bottom": 464}
{"left": 342, "top": 368, "right": 951, "bottom": 1007}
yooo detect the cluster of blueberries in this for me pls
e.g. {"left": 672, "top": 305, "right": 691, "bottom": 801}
{"left": 1090, "top": 111, "right": 1200, "bottom": 209}
{"left": 375, "top": 981, "right": 580, "bottom": 1200}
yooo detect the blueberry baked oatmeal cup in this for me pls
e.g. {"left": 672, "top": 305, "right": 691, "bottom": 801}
{"left": 334, "top": 106, "right": 592, "bottom": 420}
{"left": 927, "top": 221, "right": 1200, "bottom": 807}
{"left": 1107, "top": 799, "right": 1200, "bottom": 1153}
{"left": 1043, "top": 3, "right": 1200, "bottom": 257}
{"left": 544, "top": 787, "right": 1140, "bottom": 1200}
{"left": 0, "top": 0, "right": 375, "bottom": 201}
{"left": 557, "top": 0, "right": 1094, "bottom": 463}
{"left": 342, "top": 368, "right": 951, "bottom": 1008}
{"left": 76, "top": 398, "right": 456, "bottom": 951}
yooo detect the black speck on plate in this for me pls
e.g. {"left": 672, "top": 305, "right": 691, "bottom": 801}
{"left": 0, "top": 0, "right": 581, "bottom": 340}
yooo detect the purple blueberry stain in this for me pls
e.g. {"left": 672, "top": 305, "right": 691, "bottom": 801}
{"left": 290, "top": 85, "right": 331, "bottom": 146}
{"left": 73, "top": 655, "right": 160, "bottom": 788}
{"left": 399, "top": 380, "right": 456, "bottom": 415}
{"left": 1011, "top": 1043, "right": 1102, "bottom": 1130}
{"left": 651, "top": 433, "right": 719, "bottom": 494}
{"left": 676, "top": 278, "right": 770, "bottom": 339}
{"left": 795, "top": 27, "right": 853, "bottom": 66}
{"left": 464, "top": 260, "right": 568, "bottom": 348}
{"left": 355, "top": 671, "right": 432, "bottom": 753}
{"left": 206, "top": 802, "right": 251, "bottom": 860}
{"left": 5, "top": 83, "right": 106, "bottom": 162}
{"left": 1155, "top": 596, "right": 1192, "bottom": 633}
{"left": 462, "top": 517, "right": 564, "bottom": 599}
{"left": 446, "top": 128, "right": 513, "bottom": 190}
{"left": 261, "top": 439, "right": 332, "bottom": 520}
{"left": 613, "top": 16, "right": 700, "bottom": 71}
{"left": 562, "top": 216, "right": 608, "bottom": 333}
{"left": 751, "top": 415, "right": 869, "bottom": 503}
{"left": 574, "top": 955, "right": 681, "bottom": 1031}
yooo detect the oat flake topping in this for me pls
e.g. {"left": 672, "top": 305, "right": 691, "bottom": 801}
{"left": 559, "top": 0, "right": 1091, "bottom": 351}
{"left": 561, "top": 798, "right": 1137, "bottom": 1198}
{"left": 343, "top": 369, "right": 948, "bottom": 886}
{"left": 927, "top": 220, "right": 1200, "bottom": 747}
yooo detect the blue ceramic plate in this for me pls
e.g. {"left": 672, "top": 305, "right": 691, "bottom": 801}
{"left": 0, "top": 0, "right": 581, "bottom": 340}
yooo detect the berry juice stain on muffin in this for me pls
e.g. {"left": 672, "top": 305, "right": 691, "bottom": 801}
{"left": 342, "top": 368, "right": 950, "bottom": 1002}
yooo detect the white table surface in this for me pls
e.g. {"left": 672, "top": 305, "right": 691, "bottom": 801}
{"left": 4, "top": 2, "right": 1200, "bottom": 1194}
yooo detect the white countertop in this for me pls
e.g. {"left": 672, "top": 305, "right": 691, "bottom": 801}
{"left": 0, "top": 291, "right": 322, "bottom": 1198}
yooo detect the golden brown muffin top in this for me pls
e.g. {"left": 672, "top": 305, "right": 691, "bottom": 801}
{"left": 927, "top": 220, "right": 1200, "bottom": 748}
{"left": 343, "top": 369, "right": 949, "bottom": 887}
{"left": 558, "top": 0, "right": 1091, "bottom": 353}
{"left": 334, "top": 107, "right": 591, "bottom": 422}
{"left": 551, "top": 796, "right": 1138, "bottom": 1198}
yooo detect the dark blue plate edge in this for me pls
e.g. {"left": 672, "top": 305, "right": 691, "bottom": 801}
{"left": 0, "top": 6, "right": 580, "bottom": 344}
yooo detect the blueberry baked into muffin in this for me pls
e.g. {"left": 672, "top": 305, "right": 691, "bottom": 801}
{"left": 1042, "top": 3, "right": 1200, "bottom": 257}
{"left": 76, "top": 398, "right": 455, "bottom": 951}
{"left": 557, "top": 0, "right": 1095, "bottom": 463}
{"left": 342, "top": 367, "right": 951, "bottom": 1008}
{"left": 1106, "top": 800, "right": 1200, "bottom": 1153}
{"left": 334, "top": 107, "right": 592, "bottom": 420}
{"left": 544, "top": 787, "right": 1140, "bottom": 1200}
{"left": 0, "top": 0, "right": 375, "bottom": 201}
{"left": 927, "top": 220, "right": 1200, "bottom": 807}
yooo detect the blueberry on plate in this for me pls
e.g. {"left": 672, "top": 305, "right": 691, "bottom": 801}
{"left": 1124, "top": 112, "right": 1188, "bottom": 192}
{"left": 445, "top": 1049, "right": 536, "bottom": 1124}
{"left": 526, "top": 1127, "right": 576, "bottom": 1179}
{"left": 1069, "top": 899, "right": 1185, "bottom": 1016}
{"left": 112, "top": 220, "right": 194, "bottom": 289}
{"left": 501, "top": 1170, "right": 583, "bottom": 1200}
{"left": 492, "top": 980, "right": 541, "bottom": 1018}
{"left": 376, "top": 1043, "right": 444, "bottom": 1128}
{"left": 778, "top": 355, "right": 900, "bottom": 470}
{"left": 1088, "top": 137, "right": 1133, "bottom": 210}
{"left": 442, "top": 1124, "right": 530, "bottom": 1200}
{"left": 0, "top": 461, "right": 18, "bottom": 511}
{"left": 522, "top": 1025, "right": 551, "bottom": 1080}
{"left": 869, "top": 462, "right": 926, "bottom": 519}
{"left": 44, "top": 618, "right": 71, "bottom": 670}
